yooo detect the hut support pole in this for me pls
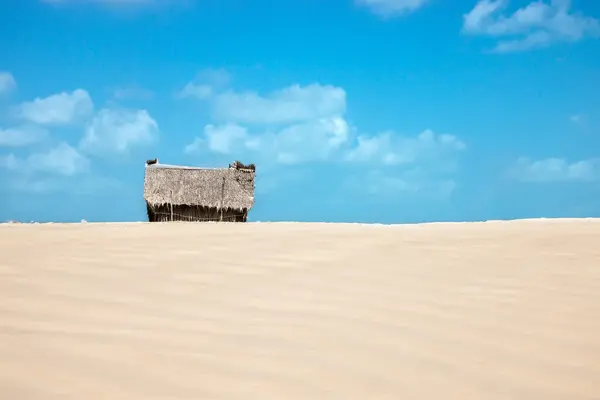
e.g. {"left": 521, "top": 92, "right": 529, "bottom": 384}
{"left": 220, "top": 177, "right": 225, "bottom": 222}
{"left": 170, "top": 190, "right": 173, "bottom": 221}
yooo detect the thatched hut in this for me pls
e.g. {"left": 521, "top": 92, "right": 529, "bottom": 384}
{"left": 143, "top": 161, "right": 255, "bottom": 222}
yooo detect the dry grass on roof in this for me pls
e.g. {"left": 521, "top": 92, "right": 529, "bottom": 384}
{"left": 143, "top": 166, "right": 255, "bottom": 211}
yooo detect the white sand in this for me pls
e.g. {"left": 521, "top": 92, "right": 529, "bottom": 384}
{"left": 1, "top": 219, "right": 599, "bottom": 399}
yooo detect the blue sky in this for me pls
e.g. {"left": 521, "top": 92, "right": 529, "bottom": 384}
{"left": 1, "top": 0, "right": 599, "bottom": 223}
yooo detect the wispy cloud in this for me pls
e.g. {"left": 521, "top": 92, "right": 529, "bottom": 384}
{"left": 355, "top": 0, "right": 429, "bottom": 18}
{"left": 42, "top": 0, "right": 161, "bottom": 6}
{"left": 16, "top": 89, "right": 94, "bottom": 125}
{"left": 80, "top": 108, "right": 159, "bottom": 156}
{"left": 0, "top": 126, "right": 48, "bottom": 147}
{"left": 347, "top": 169, "right": 457, "bottom": 198}
{"left": 511, "top": 157, "right": 600, "bottom": 182}
{"left": 346, "top": 129, "right": 465, "bottom": 168}
{"left": 180, "top": 69, "right": 346, "bottom": 126}
{"left": 212, "top": 84, "right": 347, "bottom": 125}
{"left": 462, "top": 0, "right": 600, "bottom": 52}
{"left": 570, "top": 113, "right": 584, "bottom": 124}
{"left": 185, "top": 123, "right": 248, "bottom": 155}
{"left": 177, "top": 68, "right": 230, "bottom": 100}
{"left": 0, "top": 71, "right": 17, "bottom": 95}
{"left": 40, "top": 0, "right": 192, "bottom": 13}
{"left": 0, "top": 142, "right": 90, "bottom": 177}
{"left": 569, "top": 113, "right": 591, "bottom": 132}
{"left": 112, "top": 85, "right": 154, "bottom": 101}
{"left": 344, "top": 130, "right": 464, "bottom": 196}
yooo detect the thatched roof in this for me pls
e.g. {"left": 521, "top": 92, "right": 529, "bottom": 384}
{"left": 144, "top": 163, "right": 255, "bottom": 210}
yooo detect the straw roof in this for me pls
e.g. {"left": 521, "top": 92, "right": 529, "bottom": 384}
{"left": 144, "top": 164, "right": 255, "bottom": 211}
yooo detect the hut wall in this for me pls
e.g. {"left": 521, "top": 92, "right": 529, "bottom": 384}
{"left": 146, "top": 203, "right": 248, "bottom": 222}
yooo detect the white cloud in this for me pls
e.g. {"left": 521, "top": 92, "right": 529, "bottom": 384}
{"left": 181, "top": 72, "right": 466, "bottom": 196}
{"left": 180, "top": 71, "right": 346, "bottom": 125}
{"left": 0, "top": 125, "right": 48, "bottom": 147}
{"left": 0, "top": 142, "right": 89, "bottom": 176}
{"left": 355, "top": 0, "right": 429, "bottom": 17}
{"left": 203, "top": 123, "right": 248, "bottom": 154}
{"left": 17, "top": 89, "right": 94, "bottom": 125}
{"left": 182, "top": 74, "right": 352, "bottom": 164}
{"left": 178, "top": 68, "right": 230, "bottom": 100}
{"left": 262, "top": 116, "right": 350, "bottom": 164}
{"left": 185, "top": 123, "right": 249, "bottom": 155}
{"left": 346, "top": 129, "right": 465, "bottom": 167}
{"left": 185, "top": 119, "right": 464, "bottom": 173}
{"left": 185, "top": 117, "right": 349, "bottom": 164}
{"left": 213, "top": 84, "right": 346, "bottom": 125}
{"left": 183, "top": 137, "right": 205, "bottom": 155}
{"left": 344, "top": 131, "right": 464, "bottom": 196}
{"left": 179, "top": 83, "right": 214, "bottom": 100}
{"left": 462, "top": 0, "right": 600, "bottom": 52}
{"left": 512, "top": 157, "right": 600, "bottom": 182}
{"left": 28, "top": 143, "right": 90, "bottom": 176}
{"left": 0, "top": 71, "right": 17, "bottom": 95}
{"left": 80, "top": 108, "right": 159, "bottom": 155}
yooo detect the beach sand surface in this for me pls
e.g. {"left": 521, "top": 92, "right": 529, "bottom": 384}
{"left": 1, "top": 219, "right": 600, "bottom": 399}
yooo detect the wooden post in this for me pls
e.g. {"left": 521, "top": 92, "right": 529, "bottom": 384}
{"left": 220, "top": 176, "right": 225, "bottom": 222}
{"left": 170, "top": 190, "right": 174, "bottom": 221}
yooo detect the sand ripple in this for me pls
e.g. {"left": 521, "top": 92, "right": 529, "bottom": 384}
{"left": 1, "top": 220, "right": 600, "bottom": 399}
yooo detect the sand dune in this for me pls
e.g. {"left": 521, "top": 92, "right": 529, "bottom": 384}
{"left": 1, "top": 219, "right": 600, "bottom": 399}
